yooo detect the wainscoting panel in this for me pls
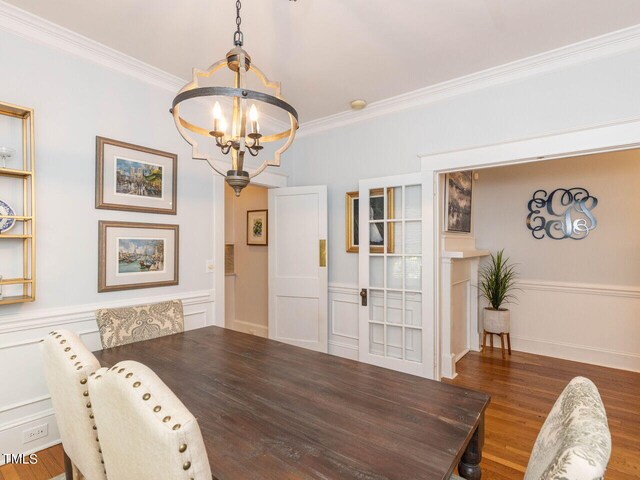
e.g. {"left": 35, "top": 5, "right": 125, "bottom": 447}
{"left": 0, "top": 290, "right": 214, "bottom": 463}
{"left": 328, "top": 284, "right": 359, "bottom": 360}
{"left": 507, "top": 281, "right": 640, "bottom": 372}
{"left": 327, "top": 281, "right": 639, "bottom": 373}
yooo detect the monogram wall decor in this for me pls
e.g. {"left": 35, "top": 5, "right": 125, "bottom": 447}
{"left": 526, "top": 188, "right": 598, "bottom": 240}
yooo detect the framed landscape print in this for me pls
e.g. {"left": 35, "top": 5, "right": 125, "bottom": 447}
{"left": 345, "top": 189, "right": 394, "bottom": 253}
{"left": 98, "top": 221, "right": 179, "bottom": 292}
{"left": 247, "top": 210, "right": 268, "bottom": 246}
{"left": 445, "top": 170, "right": 473, "bottom": 233}
{"left": 96, "top": 137, "right": 177, "bottom": 215}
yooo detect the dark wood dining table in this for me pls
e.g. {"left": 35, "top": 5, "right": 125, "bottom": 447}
{"left": 93, "top": 326, "right": 490, "bottom": 480}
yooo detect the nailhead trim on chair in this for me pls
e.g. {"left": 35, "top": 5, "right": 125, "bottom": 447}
{"left": 93, "top": 364, "right": 196, "bottom": 477}
{"left": 46, "top": 331, "right": 106, "bottom": 475}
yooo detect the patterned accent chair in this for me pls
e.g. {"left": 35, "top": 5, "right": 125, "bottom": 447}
{"left": 88, "top": 360, "right": 212, "bottom": 480}
{"left": 523, "top": 376, "right": 611, "bottom": 479}
{"left": 96, "top": 299, "right": 184, "bottom": 349}
{"left": 450, "top": 376, "right": 611, "bottom": 480}
{"left": 40, "top": 330, "right": 107, "bottom": 480}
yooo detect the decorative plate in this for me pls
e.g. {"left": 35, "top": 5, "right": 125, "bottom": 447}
{"left": 0, "top": 199, "right": 16, "bottom": 233}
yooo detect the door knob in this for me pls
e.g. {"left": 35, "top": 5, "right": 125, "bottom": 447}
{"left": 360, "top": 288, "right": 368, "bottom": 307}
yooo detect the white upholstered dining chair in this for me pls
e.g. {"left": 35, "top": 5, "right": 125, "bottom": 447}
{"left": 451, "top": 376, "right": 611, "bottom": 480}
{"left": 88, "top": 360, "right": 212, "bottom": 480}
{"left": 40, "top": 330, "right": 107, "bottom": 480}
{"left": 95, "top": 299, "right": 184, "bottom": 348}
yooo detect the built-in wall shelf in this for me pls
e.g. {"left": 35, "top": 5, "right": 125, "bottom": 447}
{"left": 0, "top": 100, "right": 36, "bottom": 305}
{"left": 0, "top": 295, "right": 34, "bottom": 306}
{"left": 0, "top": 167, "right": 32, "bottom": 178}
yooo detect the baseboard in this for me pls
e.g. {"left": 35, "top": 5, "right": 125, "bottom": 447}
{"left": 511, "top": 335, "right": 640, "bottom": 372}
{"left": 229, "top": 319, "right": 268, "bottom": 338}
{"left": 0, "top": 410, "right": 60, "bottom": 465}
{"left": 328, "top": 341, "right": 358, "bottom": 360}
{"left": 454, "top": 348, "right": 470, "bottom": 363}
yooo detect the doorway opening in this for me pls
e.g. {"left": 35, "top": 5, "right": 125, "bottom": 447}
{"left": 224, "top": 184, "right": 269, "bottom": 337}
{"left": 439, "top": 148, "right": 640, "bottom": 377}
{"left": 420, "top": 119, "right": 640, "bottom": 379}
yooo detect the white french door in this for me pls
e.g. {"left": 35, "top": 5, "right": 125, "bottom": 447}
{"left": 268, "top": 185, "right": 328, "bottom": 352}
{"left": 358, "top": 173, "right": 434, "bottom": 378}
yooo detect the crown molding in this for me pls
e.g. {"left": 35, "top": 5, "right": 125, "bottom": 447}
{"left": 298, "top": 24, "right": 640, "bottom": 138}
{"left": 3, "top": 1, "right": 639, "bottom": 139}
{"left": 0, "top": 0, "right": 185, "bottom": 90}
{"left": 0, "top": 1, "right": 288, "bottom": 131}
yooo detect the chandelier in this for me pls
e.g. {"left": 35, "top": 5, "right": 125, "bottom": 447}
{"left": 171, "top": 0, "right": 299, "bottom": 196}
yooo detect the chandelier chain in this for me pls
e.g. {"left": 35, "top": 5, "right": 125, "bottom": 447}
{"left": 234, "top": 0, "right": 244, "bottom": 46}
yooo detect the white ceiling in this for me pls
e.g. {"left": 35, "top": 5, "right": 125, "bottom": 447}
{"left": 6, "top": 0, "right": 640, "bottom": 122}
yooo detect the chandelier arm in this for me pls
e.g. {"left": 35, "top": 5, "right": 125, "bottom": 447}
{"left": 175, "top": 113, "right": 294, "bottom": 144}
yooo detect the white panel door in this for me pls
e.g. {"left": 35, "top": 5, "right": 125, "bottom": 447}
{"left": 269, "top": 185, "right": 328, "bottom": 352}
{"left": 358, "top": 173, "right": 435, "bottom": 378}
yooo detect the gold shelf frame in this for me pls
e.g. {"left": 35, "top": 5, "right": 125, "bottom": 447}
{"left": 0, "top": 101, "right": 36, "bottom": 305}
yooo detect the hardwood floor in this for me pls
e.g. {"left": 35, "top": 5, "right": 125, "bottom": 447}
{"left": 1, "top": 349, "right": 638, "bottom": 479}
{"left": 446, "top": 348, "right": 640, "bottom": 479}
{"left": 0, "top": 444, "right": 64, "bottom": 480}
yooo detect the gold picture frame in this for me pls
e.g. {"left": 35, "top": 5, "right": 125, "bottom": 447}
{"left": 345, "top": 188, "right": 395, "bottom": 253}
{"left": 246, "top": 209, "right": 268, "bottom": 246}
{"left": 96, "top": 136, "right": 178, "bottom": 215}
{"left": 98, "top": 221, "right": 179, "bottom": 292}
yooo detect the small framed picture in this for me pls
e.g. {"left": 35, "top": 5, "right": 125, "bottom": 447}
{"left": 345, "top": 189, "right": 394, "bottom": 253}
{"left": 96, "top": 136, "right": 177, "bottom": 215}
{"left": 444, "top": 171, "right": 473, "bottom": 234}
{"left": 247, "top": 210, "right": 268, "bottom": 246}
{"left": 98, "top": 221, "right": 179, "bottom": 292}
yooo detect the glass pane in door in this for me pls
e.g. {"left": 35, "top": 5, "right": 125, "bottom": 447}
{"left": 404, "top": 221, "right": 421, "bottom": 254}
{"left": 386, "top": 291, "right": 403, "bottom": 324}
{"left": 386, "top": 325, "right": 403, "bottom": 359}
{"left": 365, "top": 184, "right": 423, "bottom": 364}
{"left": 386, "top": 256, "right": 403, "bottom": 289}
{"left": 405, "top": 328, "right": 422, "bottom": 362}
{"left": 369, "top": 257, "right": 383, "bottom": 288}
{"left": 369, "top": 289, "right": 384, "bottom": 323}
{"left": 369, "top": 323, "right": 384, "bottom": 355}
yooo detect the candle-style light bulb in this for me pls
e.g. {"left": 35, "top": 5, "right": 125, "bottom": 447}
{"left": 249, "top": 104, "right": 259, "bottom": 135}
{"left": 212, "top": 101, "right": 223, "bottom": 136}
{"left": 213, "top": 101, "right": 222, "bottom": 119}
{"left": 219, "top": 117, "right": 227, "bottom": 134}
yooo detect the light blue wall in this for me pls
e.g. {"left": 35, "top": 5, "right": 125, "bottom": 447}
{"left": 288, "top": 48, "right": 640, "bottom": 285}
{"left": 0, "top": 29, "right": 215, "bottom": 313}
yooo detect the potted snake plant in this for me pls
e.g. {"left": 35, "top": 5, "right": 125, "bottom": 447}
{"left": 479, "top": 250, "right": 518, "bottom": 333}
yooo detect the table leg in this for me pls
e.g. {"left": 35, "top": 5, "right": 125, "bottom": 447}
{"left": 458, "top": 412, "right": 484, "bottom": 479}
{"left": 63, "top": 450, "right": 73, "bottom": 480}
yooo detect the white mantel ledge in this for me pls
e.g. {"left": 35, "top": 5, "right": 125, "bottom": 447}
{"left": 441, "top": 249, "right": 490, "bottom": 259}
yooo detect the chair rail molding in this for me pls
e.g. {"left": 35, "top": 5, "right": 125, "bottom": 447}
{"left": 518, "top": 280, "right": 640, "bottom": 298}
{"left": 0, "top": 288, "right": 216, "bottom": 460}
{"left": 326, "top": 281, "right": 640, "bottom": 372}
{"left": 0, "top": 289, "right": 214, "bottom": 334}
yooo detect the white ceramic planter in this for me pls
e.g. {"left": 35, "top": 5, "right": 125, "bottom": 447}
{"left": 483, "top": 308, "right": 510, "bottom": 333}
